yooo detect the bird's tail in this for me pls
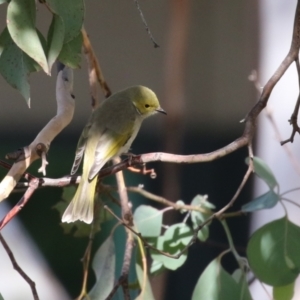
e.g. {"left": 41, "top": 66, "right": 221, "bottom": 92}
{"left": 61, "top": 176, "right": 97, "bottom": 224}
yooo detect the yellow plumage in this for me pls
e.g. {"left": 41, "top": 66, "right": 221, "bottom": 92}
{"left": 62, "top": 85, "right": 166, "bottom": 224}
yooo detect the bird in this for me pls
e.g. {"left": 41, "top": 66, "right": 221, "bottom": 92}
{"left": 62, "top": 85, "right": 166, "bottom": 224}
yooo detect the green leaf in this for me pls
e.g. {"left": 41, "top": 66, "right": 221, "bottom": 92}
{"left": 231, "top": 269, "right": 243, "bottom": 283}
{"left": 135, "top": 251, "right": 155, "bottom": 300}
{"left": 246, "top": 156, "right": 278, "bottom": 189}
{"left": 191, "top": 195, "right": 212, "bottom": 241}
{"left": 273, "top": 282, "right": 295, "bottom": 300}
{"left": 0, "top": 27, "right": 12, "bottom": 56}
{"left": 58, "top": 32, "right": 82, "bottom": 68}
{"left": 192, "top": 194, "right": 215, "bottom": 210}
{"left": 0, "top": 293, "right": 4, "bottom": 300}
{"left": 247, "top": 217, "right": 300, "bottom": 286}
{"left": 87, "top": 236, "right": 115, "bottom": 300}
{"left": 192, "top": 257, "right": 252, "bottom": 300}
{"left": 241, "top": 190, "right": 280, "bottom": 212}
{"left": 150, "top": 224, "right": 193, "bottom": 270}
{"left": 47, "top": 14, "right": 64, "bottom": 72}
{"left": 7, "top": 0, "right": 49, "bottom": 73}
{"left": 164, "top": 223, "right": 193, "bottom": 247}
{"left": 45, "top": 0, "right": 84, "bottom": 43}
{"left": 134, "top": 205, "right": 162, "bottom": 237}
{"left": 0, "top": 27, "right": 41, "bottom": 105}
{"left": 176, "top": 200, "right": 187, "bottom": 213}
{"left": 150, "top": 259, "right": 164, "bottom": 276}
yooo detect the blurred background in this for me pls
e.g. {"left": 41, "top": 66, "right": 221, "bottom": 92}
{"left": 0, "top": 0, "right": 298, "bottom": 299}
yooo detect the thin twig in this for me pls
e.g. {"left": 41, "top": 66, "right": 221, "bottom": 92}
{"left": 133, "top": 0, "right": 159, "bottom": 48}
{"left": 0, "top": 233, "right": 39, "bottom": 300}
{"left": 249, "top": 70, "right": 300, "bottom": 175}
{"left": 127, "top": 186, "right": 208, "bottom": 213}
{"left": 82, "top": 27, "right": 112, "bottom": 109}
{"left": 106, "top": 158, "right": 134, "bottom": 299}
{"left": 0, "top": 178, "right": 39, "bottom": 231}
{"left": 104, "top": 156, "right": 253, "bottom": 260}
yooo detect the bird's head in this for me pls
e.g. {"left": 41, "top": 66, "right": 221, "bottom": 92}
{"left": 130, "top": 86, "right": 166, "bottom": 117}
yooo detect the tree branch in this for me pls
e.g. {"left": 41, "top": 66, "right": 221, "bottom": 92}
{"left": 82, "top": 27, "right": 112, "bottom": 109}
{"left": 0, "top": 233, "right": 39, "bottom": 300}
{"left": 0, "top": 66, "right": 75, "bottom": 202}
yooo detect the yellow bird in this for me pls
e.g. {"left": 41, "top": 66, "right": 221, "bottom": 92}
{"left": 62, "top": 86, "right": 166, "bottom": 224}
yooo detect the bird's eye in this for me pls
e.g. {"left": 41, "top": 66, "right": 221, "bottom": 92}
{"left": 145, "top": 104, "right": 150, "bottom": 108}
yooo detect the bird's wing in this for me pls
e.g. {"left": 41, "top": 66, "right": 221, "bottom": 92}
{"left": 70, "top": 121, "right": 92, "bottom": 175}
{"left": 88, "top": 129, "right": 132, "bottom": 180}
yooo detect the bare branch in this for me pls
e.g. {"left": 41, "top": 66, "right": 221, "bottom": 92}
{"left": 82, "top": 27, "right": 112, "bottom": 109}
{"left": 0, "top": 233, "right": 39, "bottom": 300}
{"left": 105, "top": 158, "right": 133, "bottom": 300}
{"left": 133, "top": 0, "right": 159, "bottom": 48}
{"left": 0, "top": 66, "right": 75, "bottom": 202}
{"left": 0, "top": 178, "right": 39, "bottom": 230}
{"left": 127, "top": 186, "right": 208, "bottom": 213}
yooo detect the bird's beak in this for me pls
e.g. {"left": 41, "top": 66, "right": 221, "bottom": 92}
{"left": 156, "top": 107, "right": 167, "bottom": 115}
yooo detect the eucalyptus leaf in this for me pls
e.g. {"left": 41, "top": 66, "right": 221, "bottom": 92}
{"left": 45, "top": 0, "right": 84, "bottom": 43}
{"left": 176, "top": 200, "right": 187, "bottom": 213}
{"left": 150, "top": 224, "right": 193, "bottom": 271}
{"left": 246, "top": 156, "right": 278, "bottom": 189}
{"left": 58, "top": 32, "right": 82, "bottom": 68}
{"left": 135, "top": 249, "right": 155, "bottom": 300}
{"left": 150, "top": 235, "right": 188, "bottom": 271}
{"left": 247, "top": 217, "right": 300, "bottom": 286}
{"left": 0, "top": 27, "right": 12, "bottom": 56}
{"left": 150, "top": 259, "right": 164, "bottom": 276}
{"left": 87, "top": 236, "right": 115, "bottom": 300}
{"left": 134, "top": 205, "right": 162, "bottom": 237}
{"left": 47, "top": 14, "right": 64, "bottom": 72}
{"left": 0, "top": 27, "right": 41, "bottom": 105}
{"left": 273, "top": 282, "right": 295, "bottom": 300}
{"left": 241, "top": 190, "right": 279, "bottom": 212}
{"left": 191, "top": 195, "right": 211, "bottom": 241}
{"left": 191, "top": 194, "right": 215, "bottom": 210}
{"left": 7, "top": 0, "right": 49, "bottom": 73}
{"left": 192, "top": 258, "right": 252, "bottom": 300}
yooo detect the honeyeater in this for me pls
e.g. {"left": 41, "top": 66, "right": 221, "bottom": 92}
{"left": 62, "top": 85, "right": 166, "bottom": 224}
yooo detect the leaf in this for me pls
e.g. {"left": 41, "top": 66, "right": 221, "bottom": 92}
{"left": 192, "top": 194, "right": 215, "bottom": 210}
{"left": 58, "top": 32, "right": 82, "bottom": 68}
{"left": 0, "top": 27, "right": 12, "bottom": 56}
{"left": 134, "top": 205, "right": 162, "bottom": 237}
{"left": 176, "top": 200, "right": 187, "bottom": 213}
{"left": 87, "top": 236, "right": 115, "bottom": 300}
{"left": 0, "top": 27, "right": 41, "bottom": 106}
{"left": 246, "top": 156, "right": 278, "bottom": 189}
{"left": 150, "top": 224, "right": 193, "bottom": 270}
{"left": 191, "top": 195, "right": 212, "bottom": 241}
{"left": 150, "top": 259, "right": 164, "bottom": 276}
{"left": 135, "top": 251, "right": 155, "bottom": 300}
{"left": 45, "top": 0, "right": 84, "bottom": 43}
{"left": 7, "top": 0, "right": 49, "bottom": 73}
{"left": 0, "top": 293, "right": 4, "bottom": 300}
{"left": 47, "top": 14, "right": 64, "bottom": 72}
{"left": 247, "top": 217, "right": 300, "bottom": 286}
{"left": 273, "top": 282, "right": 295, "bottom": 300}
{"left": 241, "top": 190, "right": 280, "bottom": 212}
{"left": 192, "top": 257, "right": 252, "bottom": 300}
{"left": 164, "top": 223, "right": 193, "bottom": 247}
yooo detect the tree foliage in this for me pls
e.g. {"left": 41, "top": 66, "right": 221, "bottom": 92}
{"left": 0, "top": 1, "right": 300, "bottom": 300}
